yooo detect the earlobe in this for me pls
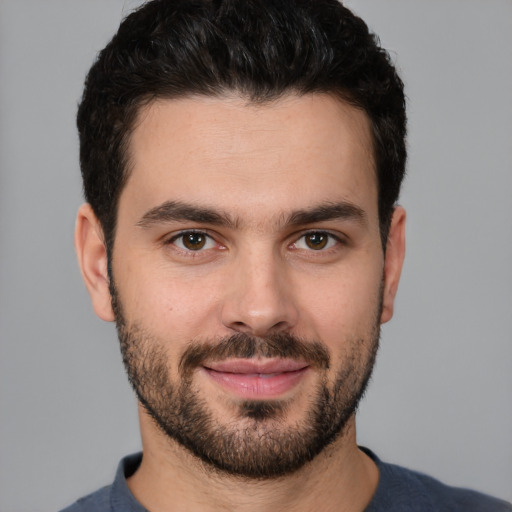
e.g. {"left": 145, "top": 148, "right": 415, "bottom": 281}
{"left": 74, "top": 203, "right": 115, "bottom": 322}
{"left": 380, "top": 206, "right": 406, "bottom": 324}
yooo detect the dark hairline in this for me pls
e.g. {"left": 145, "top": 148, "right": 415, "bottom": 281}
{"left": 78, "top": 0, "right": 407, "bottom": 263}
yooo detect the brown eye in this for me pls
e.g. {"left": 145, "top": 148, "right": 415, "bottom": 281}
{"left": 293, "top": 231, "right": 339, "bottom": 252}
{"left": 182, "top": 232, "right": 206, "bottom": 250}
{"left": 304, "top": 232, "right": 328, "bottom": 250}
{"left": 170, "top": 231, "right": 215, "bottom": 251}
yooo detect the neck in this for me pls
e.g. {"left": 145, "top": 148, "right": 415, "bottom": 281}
{"left": 128, "top": 407, "right": 379, "bottom": 512}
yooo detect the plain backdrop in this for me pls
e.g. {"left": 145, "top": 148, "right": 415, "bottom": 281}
{"left": 0, "top": 1, "right": 511, "bottom": 511}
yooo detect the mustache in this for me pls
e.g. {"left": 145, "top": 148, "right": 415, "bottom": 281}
{"left": 179, "top": 332, "right": 330, "bottom": 376}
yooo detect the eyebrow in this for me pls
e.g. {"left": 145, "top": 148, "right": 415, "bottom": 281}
{"left": 286, "top": 202, "right": 367, "bottom": 227}
{"left": 137, "top": 201, "right": 238, "bottom": 228}
{"left": 137, "top": 200, "right": 367, "bottom": 229}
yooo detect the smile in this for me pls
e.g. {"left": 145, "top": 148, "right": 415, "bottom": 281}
{"left": 201, "top": 359, "right": 310, "bottom": 399}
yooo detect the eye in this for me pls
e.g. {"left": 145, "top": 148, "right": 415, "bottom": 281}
{"left": 169, "top": 231, "right": 216, "bottom": 251}
{"left": 293, "top": 231, "right": 339, "bottom": 251}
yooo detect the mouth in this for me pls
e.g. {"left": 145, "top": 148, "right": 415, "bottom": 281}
{"left": 201, "top": 358, "right": 310, "bottom": 399}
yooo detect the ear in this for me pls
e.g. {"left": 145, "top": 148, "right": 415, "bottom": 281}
{"left": 380, "top": 206, "right": 406, "bottom": 324}
{"left": 74, "top": 203, "right": 115, "bottom": 322}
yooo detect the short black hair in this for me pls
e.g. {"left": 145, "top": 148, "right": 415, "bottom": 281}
{"left": 77, "top": 0, "right": 406, "bottom": 254}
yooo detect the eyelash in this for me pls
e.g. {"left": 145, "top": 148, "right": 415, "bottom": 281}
{"left": 166, "top": 230, "right": 219, "bottom": 253}
{"left": 165, "top": 230, "right": 344, "bottom": 254}
{"left": 290, "top": 231, "right": 344, "bottom": 252}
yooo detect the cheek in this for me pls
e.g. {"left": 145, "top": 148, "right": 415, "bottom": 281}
{"left": 295, "top": 264, "right": 383, "bottom": 343}
{"left": 117, "top": 261, "right": 224, "bottom": 340}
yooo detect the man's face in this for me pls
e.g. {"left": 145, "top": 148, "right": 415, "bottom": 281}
{"left": 82, "top": 93, "right": 404, "bottom": 477}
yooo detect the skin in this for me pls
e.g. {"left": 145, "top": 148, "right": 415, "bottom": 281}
{"left": 75, "top": 93, "right": 406, "bottom": 512}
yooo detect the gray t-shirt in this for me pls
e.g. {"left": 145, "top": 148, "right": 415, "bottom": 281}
{"left": 60, "top": 449, "right": 512, "bottom": 511}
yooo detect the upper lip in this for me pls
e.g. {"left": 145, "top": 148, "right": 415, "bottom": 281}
{"left": 203, "top": 358, "right": 309, "bottom": 375}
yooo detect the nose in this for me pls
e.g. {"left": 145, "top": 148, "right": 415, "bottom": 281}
{"left": 220, "top": 247, "right": 299, "bottom": 337}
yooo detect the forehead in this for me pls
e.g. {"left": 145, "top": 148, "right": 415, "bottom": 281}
{"left": 121, "top": 93, "right": 377, "bottom": 226}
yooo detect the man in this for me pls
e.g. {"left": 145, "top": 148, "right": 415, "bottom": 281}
{"left": 63, "top": 0, "right": 511, "bottom": 510}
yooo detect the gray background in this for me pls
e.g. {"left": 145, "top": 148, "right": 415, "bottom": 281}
{"left": 0, "top": 1, "right": 511, "bottom": 510}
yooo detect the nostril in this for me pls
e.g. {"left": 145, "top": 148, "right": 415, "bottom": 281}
{"left": 229, "top": 320, "right": 290, "bottom": 335}
{"left": 230, "top": 321, "right": 251, "bottom": 333}
{"left": 271, "top": 321, "right": 289, "bottom": 332}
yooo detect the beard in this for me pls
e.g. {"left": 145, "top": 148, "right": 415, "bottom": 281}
{"left": 112, "top": 285, "right": 381, "bottom": 480}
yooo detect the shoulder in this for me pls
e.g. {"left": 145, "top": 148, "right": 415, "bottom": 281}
{"left": 363, "top": 448, "right": 512, "bottom": 512}
{"left": 384, "top": 462, "right": 511, "bottom": 511}
{"left": 57, "top": 452, "right": 144, "bottom": 512}
{"left": 58, "top": 485, "right": 111, "bottom": 512}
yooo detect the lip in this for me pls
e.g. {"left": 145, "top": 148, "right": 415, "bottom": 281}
{"left": 202, "top": 358, "right": 310, "bottom": 399}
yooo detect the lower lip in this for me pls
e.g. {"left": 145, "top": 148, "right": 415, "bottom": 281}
{"left": 202, "top": 367, "right": 309, "bottom": 399}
